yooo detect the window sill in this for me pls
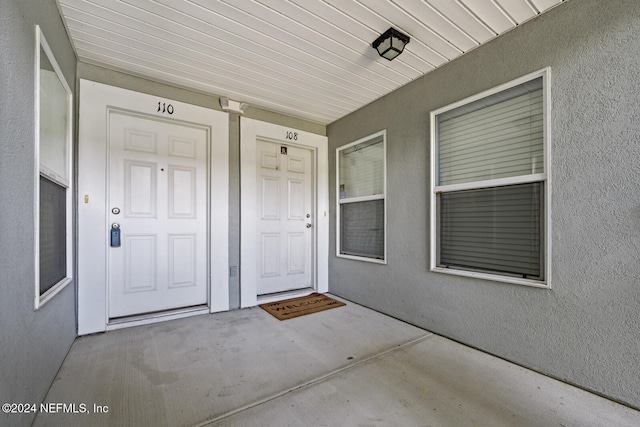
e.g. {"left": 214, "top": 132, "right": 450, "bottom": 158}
{"left": 337, "top": 253, "right": 387, "bottom": 265}
{"left": 431, "top": 267, "right": 549, "bottom": 289}
{"left": 35, "top": 276, "right": 72, "bottom": 310}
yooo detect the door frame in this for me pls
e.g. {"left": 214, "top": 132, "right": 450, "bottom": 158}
{"left": 240, "top": 118, "right": 328, "bottom": 308}
{"left": 77, "top": 80, "right": 229, "bottom": 335}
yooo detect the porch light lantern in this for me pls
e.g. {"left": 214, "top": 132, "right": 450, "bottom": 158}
{"left": 372, "top": 27, "right": 410, "bottom": 61}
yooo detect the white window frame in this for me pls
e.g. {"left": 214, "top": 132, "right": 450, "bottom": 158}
{"left": 34, "top": 26, "right": 73, "bottom": 308}
{"left": 430, "top": 68, "right": 552, "bottom": 288}
{"left": 336, "top": 130, "right": 387, "bottom": 264}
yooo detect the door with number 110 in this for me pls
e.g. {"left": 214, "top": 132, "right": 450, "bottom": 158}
{"left": 108, "top": 111, "right": 208, "bottom": 318}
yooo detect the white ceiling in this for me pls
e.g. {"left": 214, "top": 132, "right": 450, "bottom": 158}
{"left": 57, "top": 0, "right": 566, "bottom": 125}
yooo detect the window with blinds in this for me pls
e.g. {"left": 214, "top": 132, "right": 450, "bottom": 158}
{"left": 337, "top": 131, "right": 386, "bottom": 262}
{"left": 431, "top": 70, "right": 548, "bottom": 285}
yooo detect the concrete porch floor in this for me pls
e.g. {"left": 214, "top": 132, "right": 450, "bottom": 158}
{"left": 34, "top": 295, "right": 640, "bottom": 427}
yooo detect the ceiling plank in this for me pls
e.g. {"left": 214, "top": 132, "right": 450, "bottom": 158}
{"left": 459, "top": 0, "right": 515, "bottom": 33}
{"left": 494, "top": 0, "right": 537, "bottom": 24}
{"left": 427, "top": 0, "right": 496, "bottom": 41}
{"left": 530, "top": 0, "right": 563, "bottom": 13}
{"left": 393, "top": 0, "right": 478, "bottom": 51}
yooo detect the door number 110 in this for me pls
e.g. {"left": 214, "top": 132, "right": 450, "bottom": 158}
{"left": 157, "top": 102, "right": 174, "bottom": 115}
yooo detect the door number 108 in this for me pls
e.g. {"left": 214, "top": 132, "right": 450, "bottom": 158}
{"left": 285, "top": 131, "right": 298, "bottom": 141}
{"left": 157, "top": 102, "right": 174, "bottom": 115}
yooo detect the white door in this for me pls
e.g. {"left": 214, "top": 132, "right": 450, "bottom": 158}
{"left": 78, "top": 80, "right": 229, "bottom": 335}
{"left": 256, "top": 140, "right": 313, "bottom": 295}
{"left": 108, "top": 111, "right": 208, "bottom": 318}
{"left": 240, "top": 118, "right": 328, "bottom": 308}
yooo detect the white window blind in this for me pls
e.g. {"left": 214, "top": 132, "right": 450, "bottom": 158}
{"left": 438, "top": 77, "right": 543, "bottom": 186}
{"left": 341, "top": 199, "right": 385, "bottom": 259}
{"left": 40, "top": 66, "right": 70, "bottom": 185}
{"left": 439, "top": 183, "right": 543, "bottom": 279}
{"left": 39, "top": 176, "right": 67, "bottom": 295}
{"left": 339, "top": 134, "right": 384, "bottom": 199}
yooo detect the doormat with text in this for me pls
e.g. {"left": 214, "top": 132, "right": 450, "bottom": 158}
{"left": 259, "top": 293, "right": 346, "bottom": 321}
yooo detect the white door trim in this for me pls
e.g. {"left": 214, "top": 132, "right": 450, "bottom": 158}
{"left": 78, "top": 80, "right": 229, "bottom": 335}
{"left": 240, "top": 118, "right": 328, "bottom": 308}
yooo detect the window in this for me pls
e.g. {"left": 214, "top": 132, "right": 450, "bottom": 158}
{"left": 430, "top": 69, "right": 550, "bottom": 287}
{"left": 35, "top": 26, "right": 73, "bottom": 308}
{"left": 336, "top": 131, "right": 386, "bottom": 263}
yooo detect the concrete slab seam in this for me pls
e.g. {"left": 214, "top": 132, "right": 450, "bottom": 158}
{"left": 195, "top": 332, "right": 434, "bottom": 426}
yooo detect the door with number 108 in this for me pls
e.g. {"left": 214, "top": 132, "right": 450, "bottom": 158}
{"left": 256, "top": 139, "right": 313, "bottom": 295}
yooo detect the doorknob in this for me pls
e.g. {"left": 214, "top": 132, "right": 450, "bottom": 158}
{"left": 306, "top": 223, "right": 313, "bottom": 228}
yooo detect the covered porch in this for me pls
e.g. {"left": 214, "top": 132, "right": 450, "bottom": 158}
{"left": 34, "top": 296, "right": 640, "bottom": 426}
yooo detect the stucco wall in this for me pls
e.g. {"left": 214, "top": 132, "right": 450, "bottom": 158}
{"left": 0, "top": 1, "right": 77, "bottom": 426}
{"left": 327, "top": 0, "right": 640, "bottom": 409}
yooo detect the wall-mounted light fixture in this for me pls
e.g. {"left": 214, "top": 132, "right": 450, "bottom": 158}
{"left": 372, "top": 27, "right": 410, "bottom": 61}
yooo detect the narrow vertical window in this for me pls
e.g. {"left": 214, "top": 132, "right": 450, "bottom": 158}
{"left": 35, "top": 26, "right": 73, "bottom": 308}
{"left": 430, "top": 69, "right": 550, "bottom": 287}
{"left": 336, "top": 131, "right": 386, "bottom": 263}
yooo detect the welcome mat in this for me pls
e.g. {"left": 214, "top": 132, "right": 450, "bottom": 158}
{"left": 259, "top": 293, "right": 346, "bottom": 321}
